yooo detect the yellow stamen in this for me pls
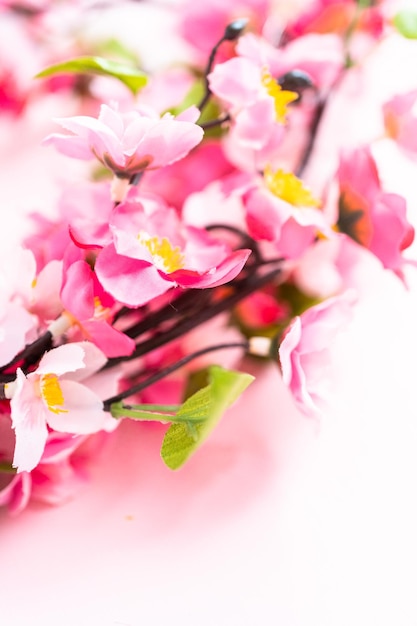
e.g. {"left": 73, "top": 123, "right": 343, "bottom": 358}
{"left": 264, "top": 166, "right": 321, "bottom": 208}
{"left": 261, "top": 69, "right": 298, "bottom": 124}
{"left": 137, "top": 232, "right": 185, "bottom": 274}
{"left": 93, "top": 296, "right": 110, "bottom": 320}
{"left": 40, "top": 374, "right": 68, "bottom": 415}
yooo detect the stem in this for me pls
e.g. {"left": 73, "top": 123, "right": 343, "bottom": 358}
{"left": 120, "top": 403, "right": 181, "bottom": 412}
{"left": 0, "top": 331, "right": 53, "bottom": 377}
{"left": 205, "top": 223, "right": 263, "bottom": 265}
{"left": 111, "top": 407, "right": 178, "bottom": 422}
{"left": 199, "top": 114, "right": 230, "bottom": 130}
{"left": 197, "top": 19, "right": 248, "bottom": 113}
{"left": 123, "top": 288, "right": 212, "bottom": 339}
{"left": 296, "top": 97, "right": 326, "bottom": 178}
{"left": 197, "top": 37, "right": 226, "bottom": 112}
{"left": 104, "top": 264, "right": 283, "bottom": 370}
{"left": 103, "top": 340, "right": 248, "bottom": 410}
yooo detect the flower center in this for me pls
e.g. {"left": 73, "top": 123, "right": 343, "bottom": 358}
{"left": 40, "top": 374, "right": 68, "bottom": 415}
{"left": 264, "top": 166, "right": 321, "bottom": 208}
{"left": 137, "top": 232, "right": 185, "bottom": 274}
{"left": 261, "top": 69, "right": 298, "bottom": 124}
{"left": 93, "top": 296, "right": 110, "bottom": 320}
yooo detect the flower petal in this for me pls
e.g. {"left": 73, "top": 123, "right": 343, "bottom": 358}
{"left": 46, "top": 379, "right": 107, "bottom": 434}
{"left": 95, "top": 244, "right": 173, "bottom": 307}
{"left": 36, "top": 343, "right": 86, "bottom": 376}
{"left": 11, "top": 369, "right": 49, "bottom": 473}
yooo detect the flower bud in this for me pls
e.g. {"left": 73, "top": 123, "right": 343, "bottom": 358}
{"left": 224, "top": 18, "right": 249, "bottom": 41}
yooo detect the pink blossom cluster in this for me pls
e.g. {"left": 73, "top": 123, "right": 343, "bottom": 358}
{"left": 1, "top": 0, "right": 416, "bottom": 514}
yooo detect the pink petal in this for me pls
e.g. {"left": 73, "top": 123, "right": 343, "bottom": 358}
{"left": 370, "top": 193, "right": 414, "bottom": 270}
{"left": 279, "top": 317, "right": 302, "bottom": 387}
{"left": 133, "top": 118, "right": 204, "bottom": 169}
{"left": 98, "top": 104, "right": 124, "bottom": 139}
{"left": 0, "top": 303, "right": 36, "bottom": 367}
{"left": 175, "top": 105, "right": 201, "bottom": 123}
{"left": 53, "top": 115, "right": 125, "bottom": 166}
{"left": 42, "top": 133, "right": 94, "bottom": 160}
{"left": 0, "top": 472, "right": 32, "bottom": 515}
{"left": 171, "top": 248, "right": 251, "bottom": 288}
{"left": 95, "top": 244, "right": 173, "bottom": 307}
{"left": 208, "top": 57, "right": 261, "bottom": 106}
{"left": 40, "top": 432, "right": 86, "bottom": 463}
{"left": 234, "top": 98, "right": 276, "bottom": 149}
{"left": 81, "top": 320, "right": 135, "bottom": 358}
{"left": 61, "top": 260, "right": 95, "bottom": 320}
{"left": 30, "top": 460, "right": 86, "bottom": 506}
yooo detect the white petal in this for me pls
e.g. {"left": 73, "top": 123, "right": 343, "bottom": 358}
{"left": 46, "top": 380, "right": 108, "bottom": 435}
{"left": 37, "top": 343, "right": 85, "bottom": 376}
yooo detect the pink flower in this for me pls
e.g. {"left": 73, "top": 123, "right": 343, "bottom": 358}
{"left": 383, "top": 90, "right": 417, "bottom": 158}
{"left": 43, "top": 103, "right": 204, "bottom": 178}
{"left": 0, "top": 415, "right": 109, "bottom": 515}
{"left": 237, "top": 32, "right": 344, "bottom": 91}
{"left": 0, "top": 470, "right": 31, "bottom": 516}
{"left": 7, "top": 342, "right": 114, "bottom": 473}
{"left": 60, "top": 259, "right": 136, "bottom": 357}
{"left": 244, "top": 185, "right": 327, "bottom": 259}
{"left": 235, "top": 289, "right": 289, "bottom": 327}
{"left": 93, "top": 198, "right": 251, "bottom": 307}
{"left": 208, "top": 32, "right": 343, "bottom": 158}
{"left": 179, "top": 0, "right": 270, "bottom": 58}
{"left": 285, "top": 0, "right": 384, "bottom": 40}
{"left": 278, "top": 292, "right": 354, "bottom": 417}
{"left": 208, "top": 40, "right": 297, "bottom": 151}
{"left": 242, "top": 167, "right": 331, "bottom": 260}
{"left": 337, "top": 146, "right": 415, "bottom": 274}
{"left": 0, "top": 302, "right": 36, "bottom": 368}
{"left": 142, "top": 141, "right": 235, "bottom": 211}
{"left": 0, "top": 246, "right": 38, "bottom": 367}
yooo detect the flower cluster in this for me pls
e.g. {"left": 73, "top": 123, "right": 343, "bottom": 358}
{"left": 1, "top": 0, "right": 416, "bottom": 514}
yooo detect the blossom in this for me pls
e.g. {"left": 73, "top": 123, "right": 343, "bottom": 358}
{"left": 0, "top": 246, "right": 38, "bottom": 367}
{"left": 6, "top": 342, "right": 114, "bottom": 473}
{"left": 0, "top": 414, "right": 109, "bottom": 515}
{"left": 93, "top": 198, "right": 251, "bottom": 307}
{"left": 43, "top": 103, "right": 204, "bottom": 178}
{"left": 236, "top": 32, "right": 344, "bottom": 91}
{"left": 243, "top": 166, "right": 331, "bottom": 259}
{"left": 278, "top": 292, "right": 354, "bottom": 417}
{"left": 179, "top": 0, "right": 270, "bottom": 57}
{"left": 383, "top": 90, "right": 417, "bottom": 158}
{"left": 60, "top": 259, "right": 136, "bottom": 357}
{"left": 284, "top": 0, "right": 384, "bottom": 40}
{"left": 208, "top": 32, "right": 343, "bottom": 162}
{"left": 337, "top": 146, "right": 415, "bottom": 274}
{"left": 208, "top": 47, "right": 298, "bottom": 150}
{"left": 0, "top": 302, "right": 35, "bottom": 368}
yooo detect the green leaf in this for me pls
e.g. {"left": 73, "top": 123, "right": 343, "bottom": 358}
{"left": 182, "top": 367, "right": 210, "bottom": 401}
{"left": 170, "top": 78, "right": 224, "bottom": 138}
{"left": 161, "top": 365, "right": 254, "bottom": 470}
{"left": 393, "top": 10, "right": 417, "bottom": 39}
{"left": 35, "top": 56, "right": 148, "bottom": 94}
{"left": 356, "top": 0, "right": 374, "bottom": 7}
